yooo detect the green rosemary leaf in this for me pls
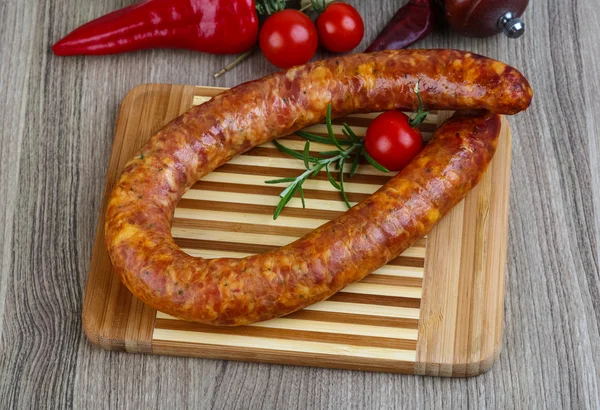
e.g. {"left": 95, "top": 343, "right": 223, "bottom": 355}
{"left": 325, "top": 164, "right": 342, "bottom": 190}
{"left": 341, "top": 128, "right": 352, "bottom": 141}
{"left": 319, "top": 150, "right": 342, "bottom": 156}
{"left": 350, "top": 153, "right": 360, "bottom": 177}
{"left": 299, "top": 185, "right": 306, "bottom": 209}
{"left": 273, "top": 139, "right": 319, "bottom": 162}
{"left": 311, "top": 163, "right": 324, "bottom": 177}
{"left": 268, "top": 104, "right": 381, "bottom": 218}
{"left": 274, "top": 182, "right": 300, "bottom": 220}
{"left": 297, "top": 131, "right": 352, "bottom": 146}
{"left": 343, "top": 123, "right": 361, "bottom": 143}
{"left": 325, "top": 104, "right": 344, "bottom": 150}
{"left": 272, "top": 140, "right": 304, "bottom": 161}
{"left": 303, "top": 140, "right": 311, "bottom": 170}
{"left": 363, "top": 150, "right": 390, "bottom": 173}
{"left": 265, "top": 177, "right": 298, "bottom": 184}
{"left": 338, "top": 158, "right": 351, "bottom": 208}
{"left": 273, "top": 197, "right": 288, "bottom": 220}
{"left": 279, "top": 180, "right": 298, "bottom": 199}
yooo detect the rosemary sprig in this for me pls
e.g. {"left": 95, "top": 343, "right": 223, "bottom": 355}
{"left": 265, "top": 103, "right": 390, "bottom": 219}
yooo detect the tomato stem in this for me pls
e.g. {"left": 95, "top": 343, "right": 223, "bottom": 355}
{"left": 256, "top": 0, "right": 287, "bottom": 15}
{"left": 213, "top": 47, "right": 257, "bottom": 79}
{"left": 310, "top": 0, "right": 328, "bottom": 13}
{"left": 408, "top": 81, "right": 429, "bottom": 128}
{"left": 214, "top": 2, "right": 313, "bottom": 78}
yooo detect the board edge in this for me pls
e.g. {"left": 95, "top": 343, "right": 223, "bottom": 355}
{"left": 83, "top": 84, "right": 197, "bottom": 353}
{"left": 414, "top": 116, "right": 511, "bottom": 377}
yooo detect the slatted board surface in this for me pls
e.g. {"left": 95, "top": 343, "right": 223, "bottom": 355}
{"left": 83, "top": 84, "right": 511, "bottom": 376}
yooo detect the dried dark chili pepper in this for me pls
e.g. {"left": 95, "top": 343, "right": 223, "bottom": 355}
{"left": 366, "top": 0, "right": 436, "bottom": 52}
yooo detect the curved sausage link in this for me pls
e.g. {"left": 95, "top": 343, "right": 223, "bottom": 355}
{"left": 105, "top": 50, "right": 532, "bottom": 325}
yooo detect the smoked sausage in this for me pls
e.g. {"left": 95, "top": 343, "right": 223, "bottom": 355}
{"left": 105, "top": 50, "right": 532, "bottom": 325}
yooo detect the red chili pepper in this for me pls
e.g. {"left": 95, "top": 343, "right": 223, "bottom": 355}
{"left": 52, "top": 0, "right": 259, "bottom": 56}
{"left": 366, "top": 0, "right": 436, "bottom": 52}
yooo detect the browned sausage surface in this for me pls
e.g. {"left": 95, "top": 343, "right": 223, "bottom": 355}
{"left": 105, "top": 50, "right": 532, "bottom": 325}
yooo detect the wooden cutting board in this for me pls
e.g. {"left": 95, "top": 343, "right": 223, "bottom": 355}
{"left": 83, "top": 84, "right": 511, "bottom": 377}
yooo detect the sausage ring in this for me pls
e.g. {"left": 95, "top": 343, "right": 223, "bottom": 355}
{"left": 105, "top": 50, "right": 532, "bottom": 325}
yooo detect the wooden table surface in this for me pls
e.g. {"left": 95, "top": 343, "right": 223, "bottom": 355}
{"left": 1, "top": 1, "right": 599, "bottom": 408}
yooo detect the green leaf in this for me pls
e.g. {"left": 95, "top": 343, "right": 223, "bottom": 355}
{"left": 325, "top": 104, "right": 344, "bottom": 151}
{"left": 273, "top": 197, "right": 289, "bottom": 220}
{"left": 279, "top": 180, "right": 298, "bottom": 199}
{"left": 325, "top": 164, "right": 342, "bottom": 190}
{"left": 299, "top": 185, "right": 306, "bottom": 209}
{"left": 265, "top": 177, "right": 298, "bottom": 184}
{"left": 267, "top": 103, "right": 378, "bottom": 218}
{"left": 273, "top": 140, "right": 304, "bottom": 160}
{"left": 311, "top": 163, "right": 324, "bottom": 177}
{"left": 303, "top": 140, "right": 311, "bottom": 170}
{"left": 338, "top": 158, "right": 351, "bottom": 209}
{"left": 350, "top": 153, "right": 360, "bottom": 178}
{"left": 363, "top": 150, "right": 390, "bottom": 173}
{"left": 274, "top": 182, "right": 300, "bottom": 220}
{"left": 297, "top": 131, "right": 352, "bottom": 146}
{"left": 273, "top": 140, "right": 319, "bottom": 163}
{"left": 343, "top": 123, "right": 361, "bottom": 143}
{"left": 341, "top": 129, "right": 350, "bottom": 140}
{"left": 319, "top": 150, "right": 341, "bottom": 156}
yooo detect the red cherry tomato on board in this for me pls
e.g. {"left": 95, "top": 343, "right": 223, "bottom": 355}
{"left": 316, "top": 2, "right": 364, "bottom": 53}
{"left": 364, "top": 111, "right": 424, "bottom": 171}
{"left": 259, "top": 10, "right": 318, "bottom": 69}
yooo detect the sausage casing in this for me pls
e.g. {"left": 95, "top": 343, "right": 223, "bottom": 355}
{"left": 105, "top": 50, "right": 532, "bottom": 325}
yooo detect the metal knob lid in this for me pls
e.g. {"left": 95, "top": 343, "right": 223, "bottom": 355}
{"left": 498, "top": 12, "right": 525, "bottom": 39}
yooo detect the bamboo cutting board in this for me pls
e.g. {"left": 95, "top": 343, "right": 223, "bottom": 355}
{"left": 83, "top": 84, "right": 511, "bottom": 377}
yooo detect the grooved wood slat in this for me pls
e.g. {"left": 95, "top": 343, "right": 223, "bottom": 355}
{"left": 82, "top": 84, "right": 511, "bottom": 375}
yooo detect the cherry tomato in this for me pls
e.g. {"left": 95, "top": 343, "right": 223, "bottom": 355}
{"left": 259, "top": 10, "right": 318, "bottom": 69}
{"left": 364, "top": 111, "right": 424, "bottom": 171}
{"left": 316, "top": 2, "right": 364, "bottom": 53}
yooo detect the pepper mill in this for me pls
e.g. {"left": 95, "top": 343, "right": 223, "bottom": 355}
{"left": 444, "top": 0, "right": 529, "bottom": 38}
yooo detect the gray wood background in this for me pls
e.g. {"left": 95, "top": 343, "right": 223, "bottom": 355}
{"left": 1, "top": 0, "right": 599, "bottom": 408}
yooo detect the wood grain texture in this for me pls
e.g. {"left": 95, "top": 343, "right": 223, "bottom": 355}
{"left": 83, "top": 85, "right": 510, "bottom": 375}
{"left": 82, "top": 84, "right": 197, "bottom": 352}
{"left": 1, "top": 0, "right": 599, "bottom": 408}
{"left": 416, "top": 117, "right": 511, "bottom": 377}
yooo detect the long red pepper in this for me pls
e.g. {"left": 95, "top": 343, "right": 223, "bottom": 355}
{"left": 53, "top": 0, "right": 259, "bottom": 56}
{"left": 366, "top": 0, "right": 436, "bottom": 52}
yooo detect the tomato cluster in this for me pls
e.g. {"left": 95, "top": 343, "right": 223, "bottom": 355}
{"left": 259, "top": 3, "right": 424, "bottom": 172}
{"left": 259, "top": 2, "right": 364, "bottom": 69}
